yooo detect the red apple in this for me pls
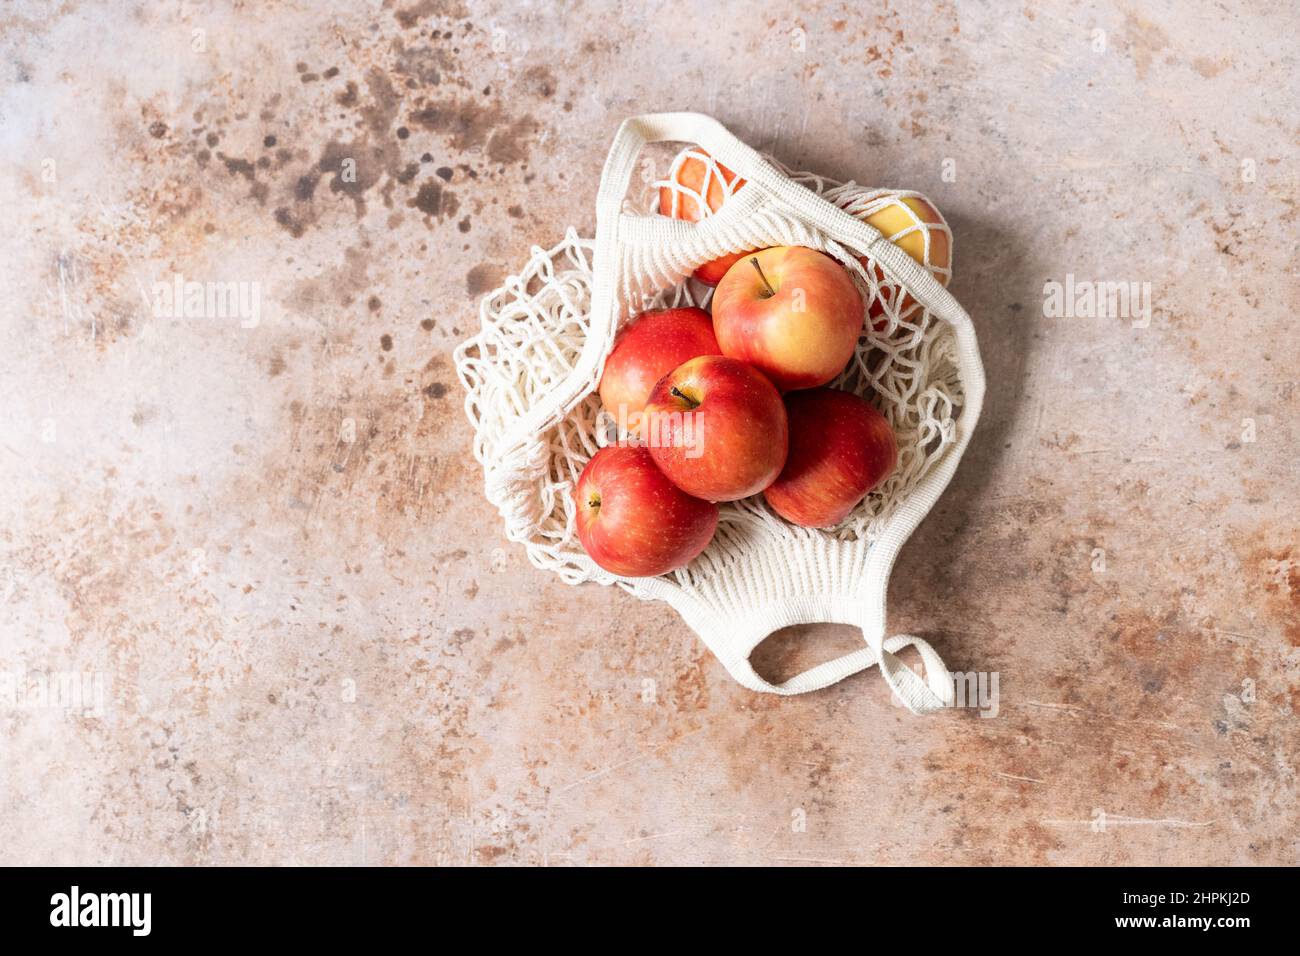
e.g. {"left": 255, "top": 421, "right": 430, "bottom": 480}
{"left": 764, "top": 387, "right": 897, "bottom": 528}
{"left": 711, "top": 246, "right": 864, "bottom": 391}
{"left": 657, "top": 147, "right": 759, "bottom": 285}
{"left": 574, "top": 445, "right": 718, "bottom": 577}
{"left": 643, "top": 355, "right": 787, "bottom": 502}
{"left": 598, "top": 307, "right": 721, "bottom": 433}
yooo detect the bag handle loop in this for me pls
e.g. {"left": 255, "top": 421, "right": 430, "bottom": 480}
{"left": 727, "top": 633, "right": 953, "bottom": 711}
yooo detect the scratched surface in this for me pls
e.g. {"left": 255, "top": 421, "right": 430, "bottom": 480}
{"left": 1, "top": 0, "right": 1297, "bottom": 865}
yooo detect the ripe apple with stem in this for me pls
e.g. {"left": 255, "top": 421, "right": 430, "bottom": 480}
{"left": 574, "top": 445, "right": 718, "bottom": 577}
{"left": 711, "top": 246, "right": 864, "bottom": 391}
{"left": 598, "top": 307, "right": 721, "bottom": 435}
{"left": 643, "top": 355, "right": 788, "bottom": 502}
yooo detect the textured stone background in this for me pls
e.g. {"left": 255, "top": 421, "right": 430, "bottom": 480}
{"left": 1, "top": 0, "right": 1296, "bottom": 865}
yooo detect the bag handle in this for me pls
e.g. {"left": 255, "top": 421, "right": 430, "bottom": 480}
{"left": 642, "top": 572, "right": 956, "bottom": 712}
{"left": 729, "top": 647, "right": 878, "bottom": 696}
{"left": 875, "top": 633, "right": 956, "bottom": 712}
{"left": 594, "top": 112, "right": 772, "bottom": 220}
{"left": 595, "top": 112, "right": 884, "bottom": 251}
{"left": 726, "top": 633, "right": 954, "bottom": 711}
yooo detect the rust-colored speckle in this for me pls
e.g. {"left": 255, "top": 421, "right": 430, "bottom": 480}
{"left": 465, "top": 263, "right": 502, "bottom": 296}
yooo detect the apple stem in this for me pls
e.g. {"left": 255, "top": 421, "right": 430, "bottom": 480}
{"left": 670, "top": 386, "right": 701, "bottom": 410}
{"left": 750, "top": 256, "right": 776, "bottom": 298}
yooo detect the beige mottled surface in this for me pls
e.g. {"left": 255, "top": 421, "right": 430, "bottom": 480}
{"left": 1, "top": 0, "right": 1297, "bottom": 865}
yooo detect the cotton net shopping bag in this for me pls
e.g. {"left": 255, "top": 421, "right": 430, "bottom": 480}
{"left": 455, "top": 113, "right": 985, "bottom": 713}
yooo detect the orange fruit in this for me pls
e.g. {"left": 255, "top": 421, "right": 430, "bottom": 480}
{"left": 658, "top": 148, "right": 758, "bottom": 285}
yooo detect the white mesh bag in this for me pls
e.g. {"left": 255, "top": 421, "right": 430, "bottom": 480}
{"left": 455, "top": 113, "right": 985, "bottom": 713}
